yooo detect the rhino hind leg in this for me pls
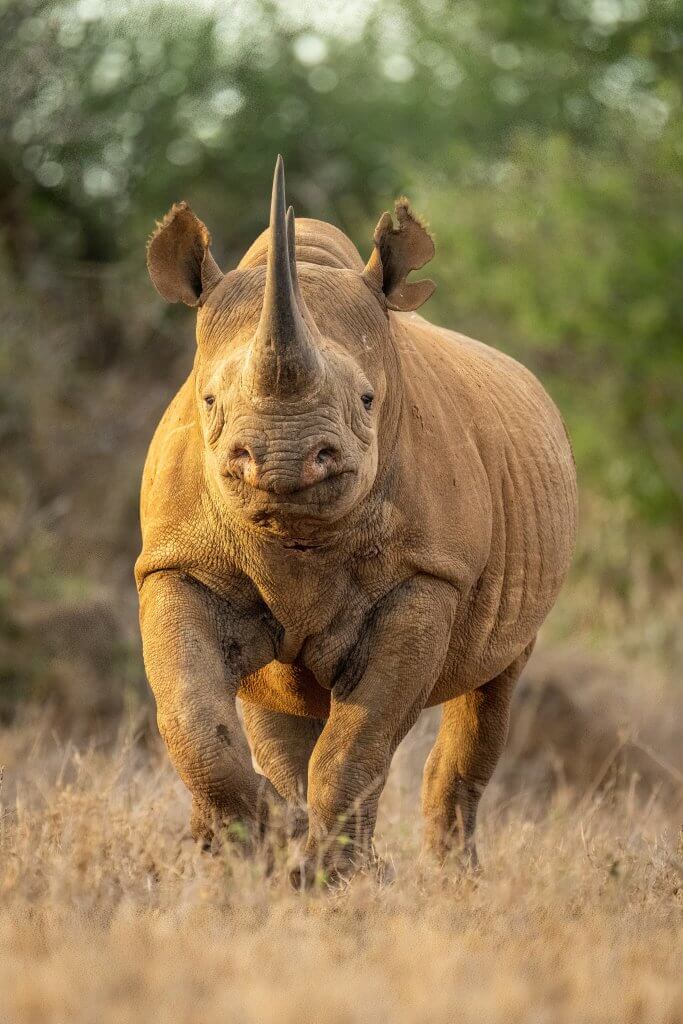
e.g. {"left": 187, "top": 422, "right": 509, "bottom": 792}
{"left": 421, "top": 638, "right": 536, "bottom": 867}
{"left": 241, "top": 702, "right": 325, "bottom": 838}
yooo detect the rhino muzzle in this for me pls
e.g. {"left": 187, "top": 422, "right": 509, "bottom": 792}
{"left": 223, "top": 439, "right": 348, "bottom": 497}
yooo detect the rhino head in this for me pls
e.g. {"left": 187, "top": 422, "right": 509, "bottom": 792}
{"left": 146, "top": 156, "right": 435, "bottom": 538}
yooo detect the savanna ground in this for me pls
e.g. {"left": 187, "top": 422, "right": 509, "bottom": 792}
{"left": 2, "top": 505, "right": 682, "bottom": 1024}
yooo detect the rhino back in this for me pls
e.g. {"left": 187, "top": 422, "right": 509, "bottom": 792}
{"left": 391, "top": 313, "right": 578, "bottom": 697}
{"left": 239, "top": 217, "right": 365, "bottom": 272}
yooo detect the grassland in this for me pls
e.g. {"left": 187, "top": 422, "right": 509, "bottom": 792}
{"left": 1, "top": 502, "right": 681, "bottom": 1024}
{"left": 2, "top": 618, "right": 682, "bottom": 1024}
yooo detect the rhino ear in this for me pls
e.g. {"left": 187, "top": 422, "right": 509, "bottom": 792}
{"left": 362, "top": 198, "right": 435, "bottom": 311}
{"left": 146, "top": 202, "right": 223, "bottom": 306}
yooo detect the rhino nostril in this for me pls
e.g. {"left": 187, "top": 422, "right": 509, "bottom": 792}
{"left": 314, "top": 446, "right": 337, "bottom": 465}
{"left": 224, "top": 444, "right": 257, "bottom": 482}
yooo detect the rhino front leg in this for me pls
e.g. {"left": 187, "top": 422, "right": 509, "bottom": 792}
{"left": 139, "top": 570, "right": 283, "bottom": 847}
{"left": 295, "top": 576, "right": 458, "bottom": 886}
{"left": 421, "top": 638, "right": 536, "bottom": 867}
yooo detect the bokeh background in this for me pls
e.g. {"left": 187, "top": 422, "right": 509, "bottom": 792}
{"left": 1, "top": 0, "right": 681, "bottom": 750}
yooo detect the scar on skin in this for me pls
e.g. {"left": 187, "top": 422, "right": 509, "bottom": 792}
{"left": 223, "top": 639, "right": 242, "bottom": 664}
{"left": 216, "top": 724, "right": 231, "bottom": 745}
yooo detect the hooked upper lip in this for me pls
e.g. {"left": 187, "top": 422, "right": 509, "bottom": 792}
{"left": 224, "top": 466, "right": 355, "bottom": 502}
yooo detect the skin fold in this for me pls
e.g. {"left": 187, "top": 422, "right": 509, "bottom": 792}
{"left": 137, "top": 157, "right": 578, "bottom": 883}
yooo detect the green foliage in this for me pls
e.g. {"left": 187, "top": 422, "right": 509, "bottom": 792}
{"left": 1, "top": 0, "right": 680, "bottom": 527}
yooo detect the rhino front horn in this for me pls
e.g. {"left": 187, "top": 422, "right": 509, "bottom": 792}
{"left": 243, "top": 155, "right": 323, "bottom": 399}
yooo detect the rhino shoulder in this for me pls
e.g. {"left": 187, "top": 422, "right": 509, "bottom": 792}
{"left": 392, "top": 314, "right": 571, "bottom": 461}
{"left": 140, "top": 376, "right": 197, "bottom": 523}
{"left": 136, "top": 376, "right": 225, "bottom": 589}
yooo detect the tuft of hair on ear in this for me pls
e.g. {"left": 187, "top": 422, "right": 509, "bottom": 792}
{"left": 362, "top": 197, "right": 436, "bottom": 312}
{"left": 146, "top": 201, "right": 222, "bottom": 307}
{"left": 393, "top": 196, "right": 435, "bottom": 258}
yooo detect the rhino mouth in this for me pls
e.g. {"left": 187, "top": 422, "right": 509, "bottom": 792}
{"left": 258, "top": 467, "right": 355, "bottom": 499}
{"left": 281, "top": 539, "right": 320, "bottom": 552}
{"left": 226, "top": 467, "right": 355, "bottom": 507}
{"left": 216, "top": 469, "right": 359, "bottom": 540}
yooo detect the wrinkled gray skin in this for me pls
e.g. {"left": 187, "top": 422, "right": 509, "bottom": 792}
{"left": 137, "top": 157, "right": 577, "bottom": 885}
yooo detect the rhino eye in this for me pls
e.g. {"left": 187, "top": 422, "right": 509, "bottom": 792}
{"left": 361, "top": 392, "right": 374, "bottom": 410}
{"left": 204, "top": 395, "right": 215, "bottom": 408}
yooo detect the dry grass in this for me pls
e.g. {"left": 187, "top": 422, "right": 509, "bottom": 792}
{"left": 2, "top": 524, "right": 682, "bottom": 1023}
{"left": 1, "top": 683, "right": 682, "bottom": 1024}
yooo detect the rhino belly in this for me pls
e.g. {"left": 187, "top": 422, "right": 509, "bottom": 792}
{"left": 239, "top": 661, "right": 331, "bottom": 718}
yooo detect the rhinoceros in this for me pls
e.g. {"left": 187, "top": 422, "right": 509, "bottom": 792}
{"left": 137, "top": 156, "right": 577, "bottom": 883}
